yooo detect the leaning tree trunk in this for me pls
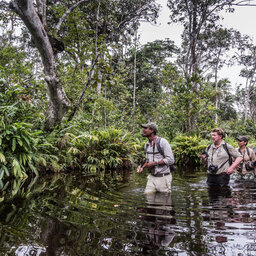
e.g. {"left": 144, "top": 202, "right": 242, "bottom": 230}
{"left": 10, "top": 0, "right": 70, "bottom": 128}
{"left": 244, "top": 77, "right": 250, "bottom": 123}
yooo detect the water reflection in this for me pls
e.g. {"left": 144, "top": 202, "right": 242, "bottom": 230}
{"left": 138, "top": 192, "right": 176, "bottom": 255}
{"left": 0, "top": 170, "right": 256, "bottom": 255}
{"left": 202, "top": 180, "right": 256, "bottom": 255}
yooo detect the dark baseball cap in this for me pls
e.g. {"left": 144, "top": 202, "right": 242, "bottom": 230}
{"left": 236, "top": 136, "right": 249, "bottom": 142}
{"left": 141, "top": 122, "right": 158, "bottom": 133}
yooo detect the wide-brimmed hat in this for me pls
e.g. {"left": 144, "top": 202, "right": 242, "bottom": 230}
{"left": 141, "top": 122, "right": 158, "bottom": 133}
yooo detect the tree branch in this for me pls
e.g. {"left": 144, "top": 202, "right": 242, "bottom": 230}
{"left": 55, "top": 0, "right": 88, "bottom": 32}
{"left": 231, "top": 0, "right": 256, "bottom": 6}
{"left": 36, "top": 0, "right": 46, "bottom": 27}
{"left": 68, "top": 54, "right": 100, "bottom": 122}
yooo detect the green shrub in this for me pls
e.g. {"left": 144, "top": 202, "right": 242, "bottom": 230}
{"left": 0, "top": 120, "right": 41, "bottom": 180}
{"left": 171, "top": 134, "right": 209, "bottom": 165}
{"left": 56, "top": 127, "right": 142, "bottom": 173}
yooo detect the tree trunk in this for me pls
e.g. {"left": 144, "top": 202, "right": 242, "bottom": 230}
{"left": 190, "top": 0, "right": 198, "bottom": 76}
{"left": 214, "top": 49, "right": 222, "bottom": 125}
{"left": 10, "top": 0, "right": 70, "bottom": 128}
{"left": 132, "top": 28, "right": 137, "bottom": 135}
{"left": 244, "top": 77, "right": 250, "bottom": 123}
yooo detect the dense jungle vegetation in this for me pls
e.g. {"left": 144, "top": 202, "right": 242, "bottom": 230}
{"left": 0, "top": 0, "right": 256, "bottom": 189}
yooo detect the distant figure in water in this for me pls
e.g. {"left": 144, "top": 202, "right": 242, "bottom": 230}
{"left": 233, "top": 136, "right": 256, "bottom": 181}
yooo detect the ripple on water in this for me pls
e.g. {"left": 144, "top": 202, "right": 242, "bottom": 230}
{"left": 1, "top": 171, "right": 256, "bottom": 255}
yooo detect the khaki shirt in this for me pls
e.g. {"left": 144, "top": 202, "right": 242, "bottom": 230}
{"left": 206, "top": 141, "right": 241, "bottom": 175}
{"left": 235, "top": 147, "right": 256, "bottom": 174}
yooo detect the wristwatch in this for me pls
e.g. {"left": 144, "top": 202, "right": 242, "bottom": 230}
{"left": 154, "top": 162, "right": 158, "bottom": 167}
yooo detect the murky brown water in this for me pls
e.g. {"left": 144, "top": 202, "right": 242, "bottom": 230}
{"left": 0, "top": 168, "right": 256, "bottom": 255}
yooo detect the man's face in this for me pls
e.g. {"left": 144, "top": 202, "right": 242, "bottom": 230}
{"left": 211, "top": 132, "right": 222, "bottom": 144}
{"left": 142, "top": 127, "right": 154, "bottom": 137}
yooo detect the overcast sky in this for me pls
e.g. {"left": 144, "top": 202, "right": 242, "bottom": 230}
{"left": 139, "top": 0, "right": 256, "bottom": 88}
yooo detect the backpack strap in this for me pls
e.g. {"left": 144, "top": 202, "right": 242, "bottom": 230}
{"left": 222, "top": 143, "right": 232, "bottom": 166}
{"left": 206, "top": 144, "right": 211, "bottom": 152}
{"left": 156, "top": 137, "right": 164, "bottom": 157}
{"left": 156, "top": 137, "right": 175, "bottom": 171}
{"left": 144, "top": 143, "right": 149, "bottom": 155}
{"left": 246, "top": 147, "right": 251, "bottom": 161}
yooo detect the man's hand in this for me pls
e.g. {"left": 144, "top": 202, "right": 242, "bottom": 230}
{"left": 137, "top": 161, "right": 156, "bottom": 173}
{"left": 226, "top": 156, "right": 243, "bottom": 175}
{"left": 137, "top": 165, "right": 144, "bottom": 173}
{"left": 200, "top": 153, "right": 207, "bottom": 163}
{"left": 144, "top": 161, "right": 156, "bottom": 169}
{"left": 226, "top": 166, "right": 234, "bottom": 175}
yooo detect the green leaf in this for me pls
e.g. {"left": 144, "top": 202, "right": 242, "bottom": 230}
{"left": 17, "top": 136, "right": 23, "bottom": 146}
{"left": 0, "top": 169, "right": 4, "bottom": 180}
{"left": 12, "top": 158, "right": 22, "bottom": 178}
{"left": 28, "top": 162, "right": 38, "bottom": 176}
{"left": 2, "top": 166, "right": 9, "bottom": 177}
{"left": 21, "top": 135, "right": 30, "bottom": 146}
{"left": 0, "top": 152, "right": 6, "bottom": 163}
{"left": 12, "top": 138, "right": 16, "bottom": 152}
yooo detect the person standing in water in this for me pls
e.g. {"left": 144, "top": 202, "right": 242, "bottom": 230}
{"left": 201, "top": 128, "right": 242, "bottom": 187}
{"left": 137, "top": 122, "right": 175, "bottom": 193}
{"left": 233, "top": 136, "right": 256, "bottom": 181}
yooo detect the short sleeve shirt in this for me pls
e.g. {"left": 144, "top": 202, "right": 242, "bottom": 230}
{"left": 206, "top": 141, "right": 241, "bottom": 175}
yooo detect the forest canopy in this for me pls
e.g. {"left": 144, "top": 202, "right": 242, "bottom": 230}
{"left": 0, "top": 0, "right": 256, "bottom": 177}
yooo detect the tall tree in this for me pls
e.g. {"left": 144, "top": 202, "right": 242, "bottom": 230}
{"left": 167, "top": 0, "right": 235, "bottom": 78}
{"left": 199, "top": 27, "right": 233, "bottom": 124}
{"left": 233, "top": 32, "right": 256, "bottom": 122}
{"left": 125, "top": 39, "right": 178, "bottom": 121}
{"left": 9, "top": 0, "right": 72, "bottom": 129}
{"left": 8, "top": 0, "right": 160, "bottom": 129}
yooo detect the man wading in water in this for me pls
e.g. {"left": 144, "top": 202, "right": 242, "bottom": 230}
{"left": 201, "top": 128, "right": 242, "bottom": 187}
{"left": 137, "top": 122, "right": 175, "bottom": 193}
{"left": 233, "top": 136, "right": 256, "bottom": 181}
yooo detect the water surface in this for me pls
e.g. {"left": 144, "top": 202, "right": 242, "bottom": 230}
{"left": 0, "top": 169, "right": 256, "bottom": 255}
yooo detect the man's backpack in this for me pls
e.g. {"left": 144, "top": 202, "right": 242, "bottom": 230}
{"left": 145, "top": 137, "right": 176, "bottom": 172}
{"left": 238, "top": 147, "right": 252, "bottom": 161}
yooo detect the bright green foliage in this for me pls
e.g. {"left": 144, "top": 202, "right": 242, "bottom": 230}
{"left": 0, "top": 76, "right": 49, "bottom": 180}
{"left": 0, "top": 120, "right": 40, "bottom": 179}
{"left": 53, "top": 127, "right": 142, "bottom": 173}
{"left": 0, "top": 0, "right": 255, "bottom": 187}
{"left": 171, "top": 134, "right": 209, "bottom": 165}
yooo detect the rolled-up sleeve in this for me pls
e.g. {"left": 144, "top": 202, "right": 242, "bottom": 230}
{"left": 160, "top": 138, "right": 175, "bottom": 166}
{"left": 227, "top": 143, "right": 242, "bottom": 158}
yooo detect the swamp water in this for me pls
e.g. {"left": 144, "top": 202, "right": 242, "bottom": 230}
{"left": 0, "top": 169, "right": 256, "bottom": 256}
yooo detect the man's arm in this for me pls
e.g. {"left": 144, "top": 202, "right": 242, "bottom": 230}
{"left": 225, "top": 143, "right": 242, "bottom": 174}
{"left": 159, "top": 138, "right": 174, "bottom": 166}
{"left": 251, "top": 149, "right": 256, "bottom": 161}
{"left": 226, "top": 156, "right": 243, "bottom": 175}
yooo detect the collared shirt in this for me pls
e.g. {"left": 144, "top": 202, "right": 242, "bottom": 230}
{"left": 235, "top": 147, "right": 256, "bottom": 174}
{"left": 206, "top": 141, "right": 241, "bottom": 175}
{"left": 145, "top": 137, "right": 174, "bottom": 175}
